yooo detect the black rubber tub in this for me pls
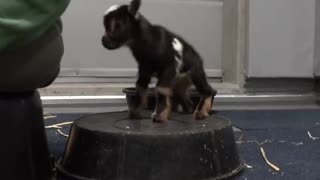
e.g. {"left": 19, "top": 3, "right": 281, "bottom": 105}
{"left": 122, "top": 87, "right": 217, "bottom": 112}
{"left": 57, "top": 111, "right": 244, "bottom": 180}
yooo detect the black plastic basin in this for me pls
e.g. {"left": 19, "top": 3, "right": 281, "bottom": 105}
{"left": 57, "top": 111, "right": 244, "bottom": 180}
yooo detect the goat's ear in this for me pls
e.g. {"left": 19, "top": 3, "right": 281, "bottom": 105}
{"left": 128, "top": 0, "right": 141, "bottom": 17}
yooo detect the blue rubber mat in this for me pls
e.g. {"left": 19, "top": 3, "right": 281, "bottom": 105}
{"left": 216, "top": 109, "right": 320, "bottom": 130}
{"left": 45, "top": 110, "right": 320, "bottom": 180}
{"left": 233, "top": 129, "right": 320, "bottom": 180}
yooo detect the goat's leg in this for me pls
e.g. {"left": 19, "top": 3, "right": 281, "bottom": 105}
{"left": 189, "top": 69, "right": 216, "bottom": 120}
{"left": 152, "top": 66, "right": 176, "bottom": 122}
{"left": 173, "top": 73, "right": 194, "bottom": 113}
{"left": 129, "top": 70, "right": 151, "bottom": 119}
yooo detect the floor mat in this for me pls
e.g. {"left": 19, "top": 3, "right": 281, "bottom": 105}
{"left": 233, "top": 129, "right": 320, "bottom": 180}
{"left": 45, "top": 110, "right": 320, "bottom": 180}
{"left": 216, "top": 109, "right": 320, "bottom": 130}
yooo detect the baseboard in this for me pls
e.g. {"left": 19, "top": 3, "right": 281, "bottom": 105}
{"left": 243, "top": 78, "right": 316, "bottom": 93}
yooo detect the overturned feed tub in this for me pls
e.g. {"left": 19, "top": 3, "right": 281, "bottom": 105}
{"left": 57, "top": 109, "right": 244, "bottom": 180}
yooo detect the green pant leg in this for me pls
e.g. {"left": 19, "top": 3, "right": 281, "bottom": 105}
{"left": 0, "top": 19, "right": 64, "bottom": 92}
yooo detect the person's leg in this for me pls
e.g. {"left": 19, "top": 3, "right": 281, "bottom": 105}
{"left": 0, "top": 19, "right": 65, "bottom": 180}
{"left": 27, "top": 91, "right": 54, "bottom": 179}
{"left": 0, "top": 91, "right": 54, "bottom": 180}
{"left": 0, "top": 19, "right": 64, "bottom": 92}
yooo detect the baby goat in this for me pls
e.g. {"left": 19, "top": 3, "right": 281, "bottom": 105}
{"left": 102, "top": 0, "right": 216, "bottom": 122}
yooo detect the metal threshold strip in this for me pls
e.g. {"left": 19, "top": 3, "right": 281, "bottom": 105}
{"left": 42, "top": 95, "right": 126, "bottom": 100}
{"left": 41, "top": 93, "right": 320, "bottom": 113}
{"left": 41, "top": 93, "right": 314, "bottom": 100}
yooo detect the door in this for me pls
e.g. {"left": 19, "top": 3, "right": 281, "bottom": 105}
{"left": 247, "top": 0, "right": 316, "bottom": 78}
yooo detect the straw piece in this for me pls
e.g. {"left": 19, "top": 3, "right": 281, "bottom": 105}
{"left": 245, "top": 163, "right": 253, "bottom": 169}
{"left": 57, "top": 129, "right": 69, "bottom": 138}
{"left": 308, "top": 131, "right": 319, "bottom": 140}
{"left": 260, "top": 147, "right": 280, "bottom": 172}
{"left": 44, "top": 115, "right": 57, "bottom": 120}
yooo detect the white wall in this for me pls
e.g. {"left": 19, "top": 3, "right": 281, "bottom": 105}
{"left": 247, "top": 0, "right": 316, "bottom": 78}
{"left": 60, "top": 0, "right": 223, "bottom": 80}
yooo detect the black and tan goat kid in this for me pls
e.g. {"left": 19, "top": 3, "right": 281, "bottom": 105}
{"left": 102, "top": 0, "right": 216, "bottom": 122}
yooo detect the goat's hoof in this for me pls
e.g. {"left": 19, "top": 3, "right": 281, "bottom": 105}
{"left": 193, "top": 111, "right": 209, "bottom": 120}
{"left": 151, "top": 112, "right": 168, "bottom": 123}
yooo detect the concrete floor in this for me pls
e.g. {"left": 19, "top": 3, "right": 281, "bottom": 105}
{"left": 39, "top": 82, "right": 242, "bottom": 96}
